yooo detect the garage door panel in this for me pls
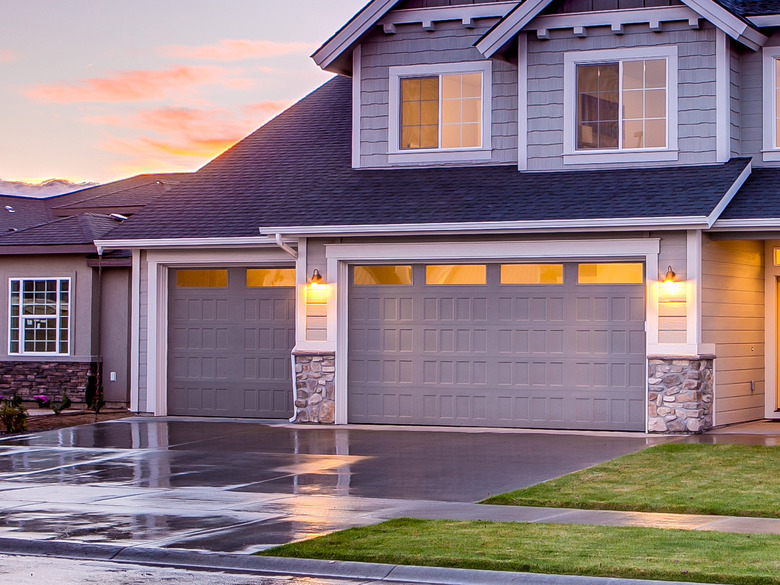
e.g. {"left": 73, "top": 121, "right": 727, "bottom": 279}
{"left": 168, "top": 267, "right": 294, "bottom": 419}
{"left": 349, "top": 262, "right": 646, "bottom": 430}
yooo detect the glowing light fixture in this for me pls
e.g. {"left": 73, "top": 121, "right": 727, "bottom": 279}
{"left": 310, "top": 269, "right": 324, "bottom": 288}
{"left": 663, "top": 265, "right": 676, "bottom": 283}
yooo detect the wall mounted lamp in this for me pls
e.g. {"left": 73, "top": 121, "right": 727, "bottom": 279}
{"left": 310, "top": 269, "right": 323, "bottom": 287}
{"left": 663, "top": 265, "right": 676, "bottom": 283}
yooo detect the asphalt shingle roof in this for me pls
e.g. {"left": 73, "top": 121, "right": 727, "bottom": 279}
{"left": 0, "top": 213, "right": 124, "bottom": 246}
{"left": 0, "top": 196, "right": 52, "bottom": 234}
{"left": 718, "top": 168, "right": 780, "bottom": 219}
{"left": 105, "top": 76, "right": 751, "bottom": 241}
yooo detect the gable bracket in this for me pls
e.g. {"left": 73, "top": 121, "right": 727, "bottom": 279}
{"left": 378, "top": 1, "right": 516, "bottom": 32}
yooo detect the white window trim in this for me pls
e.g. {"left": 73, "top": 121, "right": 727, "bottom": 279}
{"left": 388, "top": 61, "right": 492, "bottom": 164}
{"left": 762, "top": 46, "right": 780, "bottom": 161}
{"left": 8, "top": 277, "right": 71, "bottom": 357}
{"left": 563, "top": 45, "right": 679, "bottom": 165}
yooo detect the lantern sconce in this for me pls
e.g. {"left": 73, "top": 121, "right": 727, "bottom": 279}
{"left": 663, "top": 265, "right": 676, "bottom": 283}
{"left": 309, "top": 269, "right": 324, "bottom": 288}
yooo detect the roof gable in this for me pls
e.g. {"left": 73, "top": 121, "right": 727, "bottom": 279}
{"left": 476, "top": 0, "right": 767, "bottom": 55}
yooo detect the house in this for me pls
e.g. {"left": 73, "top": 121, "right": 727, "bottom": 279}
{"left": 94, "top": 0, "right": 780, "bottom": 433}
{"left": 0, "top": 173, "right": 188, "bottom": 407}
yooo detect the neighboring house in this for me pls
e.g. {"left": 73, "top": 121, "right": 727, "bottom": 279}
{"left": 0, "top": 173, "right": 188, "bottom": 407}
{"left": 96, "top": 0, "right": 780, "bottom": 433}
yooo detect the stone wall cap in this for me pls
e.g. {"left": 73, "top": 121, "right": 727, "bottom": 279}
{"left": 292, "top": 349, "right": 336, "bottom": 356}
{"left": 648, "top": 354, "right": 716, "bottom": 360}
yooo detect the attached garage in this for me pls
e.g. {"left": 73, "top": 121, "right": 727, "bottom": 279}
{"left": 167, "top": 267, "right": 295, "bottom": 418}
{"left": 348, "top": 262, "right": 646, "bottom": 430}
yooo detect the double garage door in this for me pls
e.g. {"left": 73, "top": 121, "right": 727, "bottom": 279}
{"left": 167, "top": 267, "right": 295, "bottom": 418}
{"left": 348, "top": 262, "right": 646, "bottom": 431}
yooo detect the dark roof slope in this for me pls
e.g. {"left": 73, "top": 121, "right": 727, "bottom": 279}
{"left": 105, "top": 76, "right": 750, "bottom": 241}
{"left": 0, "top": 195, "right": 52, "bottom": 233}
{"left": 0, "top": 213, "right": 123, "bottom": 246}
{"left": 718, "top": 168, "right": 780, "bottom": 219}
{"left": 721, "top": 0, "right": 780, "bottom": 16}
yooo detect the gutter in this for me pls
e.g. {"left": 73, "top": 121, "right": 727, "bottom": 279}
{"left": 274, "top": 233, "right": 298, "bottom": 258}
{"left": 94, "top": 236, "right": 279, "bottom": 250}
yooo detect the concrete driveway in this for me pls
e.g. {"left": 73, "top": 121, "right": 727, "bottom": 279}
{"left": 0, "top": 418, "right": 661, "bottom": 553}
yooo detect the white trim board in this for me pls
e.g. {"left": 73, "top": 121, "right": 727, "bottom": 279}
{"left": 762, "top": 46, "right": 780, "bottom": 161}
{"left": 325, "top": 238, "right": 664, "bottom": 425}
{"left": 96, "top": 236, "right": 280, "bottom": 251}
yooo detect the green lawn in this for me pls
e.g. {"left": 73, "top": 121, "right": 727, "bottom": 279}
{"left": 482, "top": 443, "right": 780, "bottom": 517}
{"left": 259, "top": 518, "right": 780, "bottom": 585}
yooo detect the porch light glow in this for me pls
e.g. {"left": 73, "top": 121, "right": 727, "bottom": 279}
{"left": 663, "top": 265, "right": 676, "bottom": 283}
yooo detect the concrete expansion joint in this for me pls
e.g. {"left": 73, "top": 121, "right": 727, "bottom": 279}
{"left": 0, "top": 536, "right": 709, "bottom": 585}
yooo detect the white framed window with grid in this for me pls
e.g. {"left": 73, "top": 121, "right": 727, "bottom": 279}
{"left": 9, "top": 277, "right": 71, "bottom": 355}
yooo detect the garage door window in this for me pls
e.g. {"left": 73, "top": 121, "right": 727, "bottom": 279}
{"left": 354, "top": 265, "right": 413, "bottom": 286}
{"left": 500, "top": 264, "right": 564, "bottom": 285}
{"left": 426, "top": 264, "right": 486, "bottom": 285}
{"left": 175, "top": 269, "right": 228, "bottom": 288}
{"left": 246, "top": 268, "right": 295, "bottom": 287}
{"left": 578, "top": 263, "right": 643, "bottom": 284}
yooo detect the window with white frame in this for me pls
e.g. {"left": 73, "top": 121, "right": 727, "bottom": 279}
{"left": 563, "top": 46, "right": 678, "bottom": 163}
{"left": 762, "top": 47, "right": 780, "bottom": 161}
{"left": 388, "top": 62, "right": 492, "bottom": 161}
{"left": 9, "top": 278, "right": 70, "bottom": 355}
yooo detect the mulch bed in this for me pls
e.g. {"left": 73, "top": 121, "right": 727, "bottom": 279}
{"left": 3, "top": 410, "right": 134, "bottom": 435}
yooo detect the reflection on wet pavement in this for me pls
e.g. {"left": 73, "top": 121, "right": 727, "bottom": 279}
{"left": 0, "top": 418, "right": 662, "bottom": 553}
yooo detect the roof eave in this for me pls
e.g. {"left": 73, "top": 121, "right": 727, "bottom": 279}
{"left": 95, "top": 236, "right": 279, "bottom": 251}
{"left": 260, "top": 216, "right": 714, "bottom": 238}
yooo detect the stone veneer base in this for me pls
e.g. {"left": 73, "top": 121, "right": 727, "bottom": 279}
{"left": 0, "top": 361, "right": 95, "bottom": 403}
{"left": 293, "top": 352, "right": 335, "bottom": 424}
{"left": 647, "top": 355, "right": 714, "bottom": 433}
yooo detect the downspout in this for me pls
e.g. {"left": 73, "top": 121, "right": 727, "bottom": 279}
{"left": 271, "top": 233, "right": 300, "bottom": 422}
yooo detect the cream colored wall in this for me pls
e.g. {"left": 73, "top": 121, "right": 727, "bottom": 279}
{"left": 702, "top": 236, "right": 765, "bottom": 426}
{"left": 656, "top": 231, "right": 688, "bottom": 344}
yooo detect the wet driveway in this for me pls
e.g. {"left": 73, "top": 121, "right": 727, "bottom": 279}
{"left": 0, "top": 418, "right": 661, "bottom": 553}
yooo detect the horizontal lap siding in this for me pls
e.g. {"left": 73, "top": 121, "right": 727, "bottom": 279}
{"left": 657, "top": 231, "right": 688, "bottom": 344}
{"left": 359, "top": 19, "right": 517, "bottom": 167}
{"left": 527, "top": 23, "right": 717, "bottom": 171}
{"left": 730, "top": 41, "right": 741, "bottom": 156}
{"left": 701, "top": 237, "right": 765, "bottom": 426}
{"left": 737, "top": 44, "right": 762, "bottom": 160}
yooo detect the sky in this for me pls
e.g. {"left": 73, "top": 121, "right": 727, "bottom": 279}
{"left": 0, "top": 0, "right": 366, "bottom": 192}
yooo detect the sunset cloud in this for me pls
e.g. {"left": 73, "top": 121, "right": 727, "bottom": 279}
{"left": 0, "top": 178, "right": 96, "bottom": 197}
{"left": 0, "top": 49, "right": 17, "bottom": 63}
{"left": 163, "top": 39, "right": 311, "bottom": 62}
{"left": 24, "top": 65, "right": 249, "bottom": 104}
{"left": 91, "top": 100, "right": 290, "bottom": 173}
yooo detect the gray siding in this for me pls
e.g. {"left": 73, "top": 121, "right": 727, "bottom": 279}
{"left": 737, "top": 42, "right": 763, "bottom": 161}
{"left": 730, "top": 39, "right": 741, "bottom": 157}
{"left": 526, "top": 22, "right": 718, "bottom": 171}
{"left": 359, "top": 19, "right": 518, "bottom": 168}
{"left": 701, "top": 237, "right": 765, "bottom": 426}
{"left": 101, "top": 268, "right": 131, "bottom": 405}
{"left": 656, "top": 231, "right": 688, "bottom": 344}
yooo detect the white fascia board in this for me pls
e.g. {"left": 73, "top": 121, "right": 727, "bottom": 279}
{"left": 710, "top": 218, "right": 780, "bottom": 229}
{"left": 705, "top": 160, "right": 752, "bottom": 227}
{"left": 476, "top": 0, "right": 552, "bottom": 57}
{"left": 748, "top": 14, "right": 780, "bottom": 27}
{"left": 95, "top": 236, "right": 279, "bottom": 250}
{"left": 379, "top": 2, "right": 517, "bottom": 27}
{"left": 312, "top": 0, "right": 398, "bottom": 72}
{"left": 681, "top": 0, "right": 766, "bottom": 50}
{"left": 259, "top": 216, "right": 711, "bottom": 237}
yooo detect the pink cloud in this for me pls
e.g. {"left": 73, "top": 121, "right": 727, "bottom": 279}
{"left": 163, "top": 39, "right": 311, "bottom": 61}
{"left": 24, "top": 65, "right": 245, "bottom": 104}
{"left": 0, "top": 49, "right": 17, "bottom": 63}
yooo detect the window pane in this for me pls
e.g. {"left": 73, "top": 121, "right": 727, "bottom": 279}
{"left": 461, "top": 98, "right": 481, "bottom": 123}
{"left": 401, "top": 78, "right": 421, "bottom": 101}
{"left": 578, "top": 263, "right": 644, "bottom": 284}
{"left": 501, "top": 264, "right": 564, "bottom": 285}
{"left": 442, "top": 99, "right": 460, "bottom": 124}
{"left": 420, "top": 77, "right": 438, "bottom": 100}
{"left": 644, "top": 119, "right": 666, "bottom": 148}
{"left": 401, "top": 76, "right": 439, "bottom": 151}
{"left": 622, "top": 90, "right": 644, "bottom": 119}
{"left": 623, "top": 119, "right": 644, "bottom": 148}
{"left": 420, "top": 124, "right": 438, "bottom": 148}
{"left": 461, "top": 123, "right": 481, "bottom": 148}
{"left": 442, "top": 74, "right": 461, "bottom": 99}
{"left": 246, "top": 268, "right": 295, "bottom": 287}
{"left": 426, "top": 265, "right": 486, "bottom": 285}
{"left": 176, "top": 269, "right": 228, "bottom": 288}
{"left": 402, "top": 101, "right": 420, "bottom": 126}
{"left": 402, "top": 126, "right": 421, "bottom": 149}
{"left": 645, "top": 59, "right": 666, "bottom": 88}
{"left": 442, "top": 124, "right": 460, "bottom": 148}
{"left": 461, "top": 73, "right": 481, "bottom": 98}
{"left": 354, "top": 266, "right": 413, "bottom": 286}
{"left": 645, "top": 89, "right": 666, "bottom": 118}
{"left": 577, "top": 64, "right": 619, "bottom": 150}
{"left": 622, "top": 60, "right": 644, "bottom": 90}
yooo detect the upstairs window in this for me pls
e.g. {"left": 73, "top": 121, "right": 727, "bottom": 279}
{"left": 761, "top": 48, "right": 780, "bottom": 161}
{"left": 9, "top": 278, "right": 70, "bottom": 355}
{"left": 563, "top": 46, "right": 677, "bottom": 164}
{"left": 576, "top": 59, "right": 666, "bottom": 150}
{"left": 400, "top": 73, "right": 482, "bottom": 149}
{"left": 388, "top": 61, "right": 492, "bottom": 162}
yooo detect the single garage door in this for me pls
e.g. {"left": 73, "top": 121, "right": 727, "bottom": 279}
{"left": 168, "top": 267, "right": 295, "bottom": 418}
{"left": 348, "top": 262, "right": 646, "bottom": 430}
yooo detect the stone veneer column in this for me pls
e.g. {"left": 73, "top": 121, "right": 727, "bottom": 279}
{"left": 647, "top": 355, "right": 714, "bottom": 433}
{"left": 0, "top": 361, "right": 95, "bottom": 403}
{"left": 292, "top": 351, "right": 336, "bottom": 423}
